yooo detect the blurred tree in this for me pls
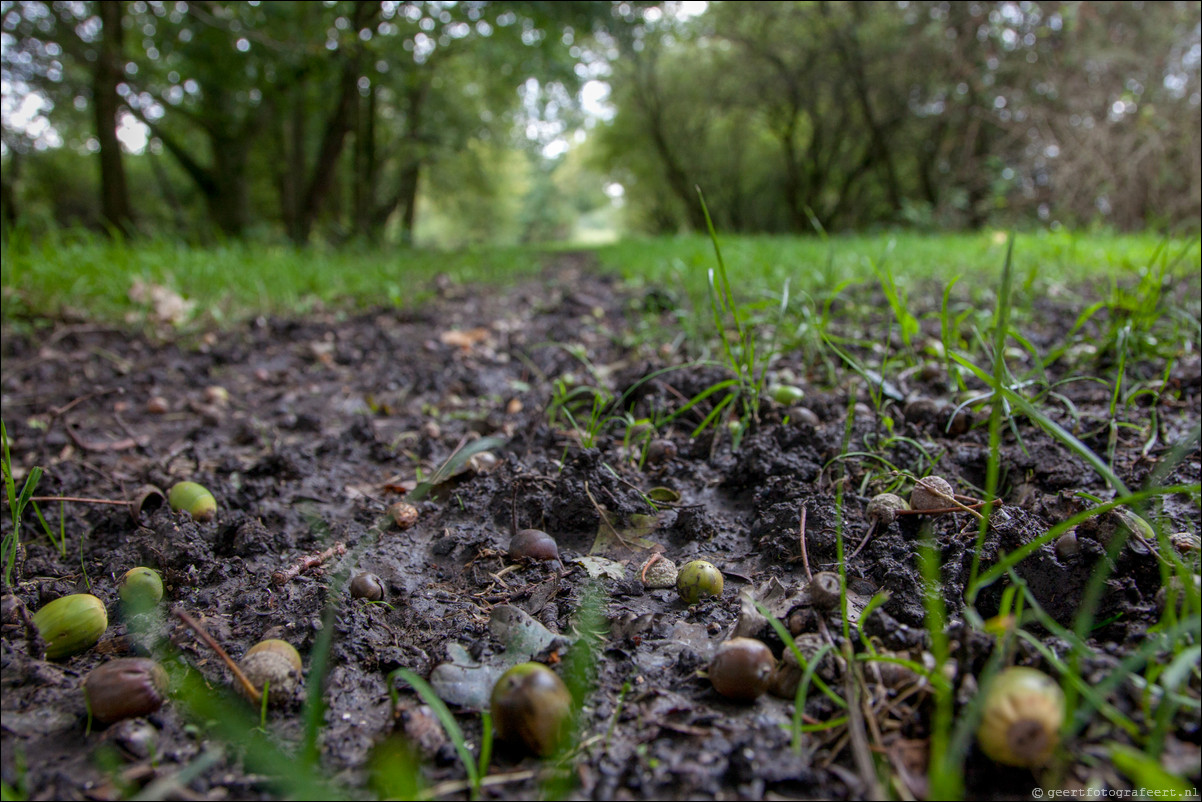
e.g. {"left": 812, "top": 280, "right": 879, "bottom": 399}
{"left": 2, "top": 0, "right": 134, "bottom": 235}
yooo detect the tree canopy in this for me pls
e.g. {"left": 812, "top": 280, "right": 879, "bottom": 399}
{"left": 2, "top": 1, "right": 1198, "bottom": 242}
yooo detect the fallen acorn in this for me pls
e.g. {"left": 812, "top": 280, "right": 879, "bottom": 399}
{"left": 238, "top": 639, "right": 303, "bottom": 707}
{"left": 388, "top": 502, "right": 419, "bottom": 530}
{"left": 490, "top": 662, "right": 573, "bottom": 757}
{"left": 168, "top": 481, "right": 217, "bottom": 522}
{"left": 709, "top": 637, "right": 776, "bottom": 702}
{"left": 119, "top": 567, "right": 164, "bottom": 611}
{"left": 508, "top": 529, "right": 559, "bottom": 563}
{"left": 350, "top": 572, "right": 385, "bottom": 601}
{"left": 976, "top": 666, "right": 1064, "bottom": 767}
{"left": 32, "top": 593, "right": 108, "bottom": 660}
{"left": 84, "top": 658, "right": 169, "bottom": 723}
{"left": 676, "top": 559, "right": 723, "bottom": 605}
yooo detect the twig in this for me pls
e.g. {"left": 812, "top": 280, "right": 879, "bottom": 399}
{"left": 30, "top": 495, "right": 129, "bottom": 506}
{"left": 173, "top": 608, "right": 261, "bottom": 704}
{"left": 798, "top": 503, "right": 812, "bottom": 582}
{"left": 843, "top": 641, "right": 885, "bottom": 800}
{"left": 64, "top": 424, "right": 141, "bottom": 453}
{"left": 583, "top": 481, "right": 632, "bottom": 549}
{"left": 271, "top": 542, "right": 347, "bottom": 586}
{"left": 847, "top": 521, "right": 879, "bottom": 563}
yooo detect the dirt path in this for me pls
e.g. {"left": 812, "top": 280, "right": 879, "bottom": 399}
{"left": 2, "top": 255, "right": 1199, "bottom": 800}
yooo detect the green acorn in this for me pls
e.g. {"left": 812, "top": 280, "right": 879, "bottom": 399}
{"left": 976, "top": 666, "right": 1064, "bottom": 767}
{"left": 119, "top": 567, "right": 164, "bottom": 611}
{"left": 168, "top": 481, "right": 217, "bottom": 522}
{"left": 676, "top": 560, "right": 724, "bottom": 605}
{"left": 32, "top": 593, "right": 108, "bottom": 660}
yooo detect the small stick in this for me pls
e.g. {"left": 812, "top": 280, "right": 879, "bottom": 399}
{"left": 847, "top": 521, "right": 880, "bottom": 563}
{"left": 271, "top": 542, "right": 347, "bottom": 586}
{"left": 30, "top": 495, "right": 130, "bottom": 506}
{"left": 64, "top": 425, "right": 141, "bottom": 453}
{"left": 798, "top": 503, "right": 812, "bottom": 582}
{"left": 173, "top": 608, "right": 261, "bottom": 704}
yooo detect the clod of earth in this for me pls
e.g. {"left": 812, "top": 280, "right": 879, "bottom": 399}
{"left": 167, "top": 481, "right": 217, "bottom": 522}
{"left": 976, "top": 666, "right": 1065, "bottom": 767}
{"left": 83, "top": 658, "right": 169, "bottom": 724}
{"left": 909, "top": 474, "right": 955, "bottom": 512}
{"left": 640, "top": 554, "right": 678, "bottom": 589}
{"left": 31, "top": 593, "right": 107, "bottom": 660}
{"left": 708, "top": 637, "right": 777, "bottom": 702}
{"left": 866, "top": 492, "right": 909, "bottom": 526}
{"left": 490, "top": 662, "right": 573, "bottom": 757}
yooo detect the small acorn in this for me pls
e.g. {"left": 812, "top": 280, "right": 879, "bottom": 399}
{"left": 709, "top": 637, "right": 776, "bottom": 702}
{"left": 866, "top": 493, "right": 909, "bottom": 526}
{"left": 490, "top": 662, "right": 573, "bottom": 757}
{"left": 508, "top": 529, "right": 559, "bottom": 563}
{"left": 768, "top": 384, "right": 805, "bottom": 405}
{"left": 84, "top": 658, "right": 169, "bottom": 723}
{"left": 32, "top": 593, "right": 108, "bottom": 660}
{"left": 388, "top": 502, "right": 419, "bottom": 530}
{"left": 676, "top": 560, "right": 723, "bottom": 605}
{"left": 239, "top": 639, "right": 303, "bottom": 707}
{"left": 910, "top": 475, "right": 955, "bottom": 512}
{"left": 644, "top": 438, "right": 677, "bottom": 465}
{"left": 808, "top": 571, "right": 842, "bottom": 611}
{"left": 350, "top": 572, "right": 385, "bottom": 601}
{"left": 119, "top": 567, "right": 164, "bottom": 611}
{"left": 1055, "top": 531, "right": 1080, "bottom": 560}
{"left": 976, "top": 666, "right": 1064, "bottom": 767}
{"left": 168, "top": 481, "right": 217, "bottom": 522}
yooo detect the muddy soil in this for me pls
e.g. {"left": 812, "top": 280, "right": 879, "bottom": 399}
{"left": 2, "top": 253, "right": 1199, "bottom": 800}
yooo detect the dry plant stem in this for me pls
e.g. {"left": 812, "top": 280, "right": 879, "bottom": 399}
{"left": 847, "top": 521, "right": 880, "bottom": 562}
{"left": 64, "top": 425, "right": 140, "bottom": 453}
{"left": 583, "top": 481, "right": 633, "bottom": 550}
{"left": 173, "top": 608, "right": 261, "bottom": 704}
{"left": 30, "top": 495, "right": 130, "bottom": 506}
{"left": 271, "top": 542, "right": 347, "bottom": 586}
{"left": 843, "top": 641, "right": 885, "bottom": 800}
{"left": 798, "top": 503, "right": 812, "bottom": 582}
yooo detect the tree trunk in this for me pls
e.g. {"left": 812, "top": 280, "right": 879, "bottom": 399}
{"left": 94, "top": 0, "right": 134, "bottom": 236}
{"left": 296, "top": 0, "right": 380, "bottom": 243}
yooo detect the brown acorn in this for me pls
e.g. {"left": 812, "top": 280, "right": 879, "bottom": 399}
{"left": 709, "top": 638, "right": 777, "bottom": 702}
{"left": 490, "top": 662, "right": 573, "bottom": 756}
{"left": 508, "top": 529, "right": 559, "bottom": 563}
{"left": 84, "top": 658, "right": 169, "bottom": 723}
{"left": 350, "top": 572, "right": 385, "bottom": 601}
